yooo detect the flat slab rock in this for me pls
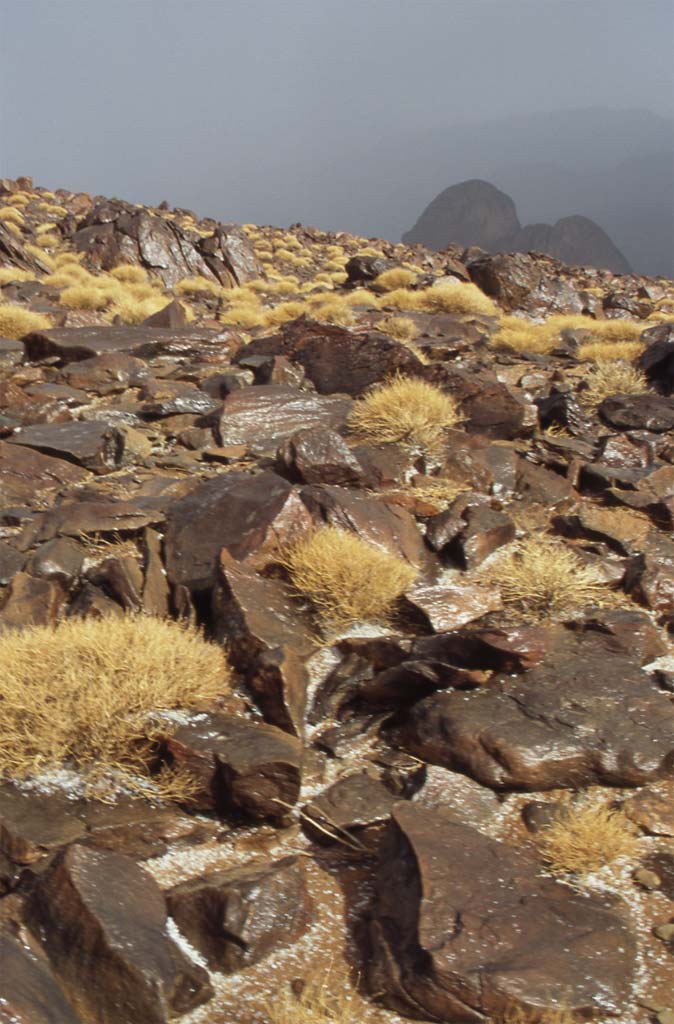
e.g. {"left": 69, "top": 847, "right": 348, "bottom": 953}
{"left": 22, "top": 325, "right": 226, "bottom": 363}
{"left": 27, "top": 844, "right": 213, "bottom": 1024}
{"left": 368, "top": 803, "right": 636, "bottom": 1021}
{"left": 7, "top": 420, "right": 125, "bottom": 474}
{"left": 0, "top": 929, "right": 82, "bottom": 1024}
{"left": 217, "top": 384, "right": 352, "bottom": 454}
{"left": 0, "top": 439, "right": 90, "bottom": 504}
{"left": 399, "top": 626, "right": 674, "bottom": 790}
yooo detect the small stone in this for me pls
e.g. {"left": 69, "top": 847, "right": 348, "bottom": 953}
{"left": 634, "top": 867, "right": 661, "bottom": 891}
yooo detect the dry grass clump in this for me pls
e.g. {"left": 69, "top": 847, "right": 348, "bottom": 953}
{"left": 484, "top": 537, "right": 609, "bottom": 618}
{"left": 308, "top": 297, "right": 356, "bottom": 326}
{"left": 36, "top": 202, "right": 67, "bottom": 216}
{"left": 267, "top": 967, "right": 358, "bottom": 1024}
{"left": 377, "top": 287, "right": 423, "bottom": 312}
{"left": 492, "top": 314, "right": 645, "bottom": 356}
{"left": 0, "top": 616, "right": 229, "bottom": 787}
{"left": 582, "top": 361, "right": 648, "bottom": 407}
{"left": 4, "top": 193, "right": 31, "bottom": 208}
{"left": 59, "top": 284, "right": 114, "bottom": 310}
{"left": 0, "top": 206, "right": 25, "bottom": 226}
{"left": 576, "top": 340, "right": 643, "bottom": 362}
{"left": 3, "top": 222, "right": 23, "bottom": 238}
{"left": 378, "top": 315, "right": 419, "bottom": 342}
{"left": 109, "top": 264, "right": 148, "bottom": 283}
{"left": 348, "top": 374, "right": 461, "bottom": 452}
{"left": 502, "top": 1006, "right": 575, "bottom": 1024}
{"left": 35, "top": 232, "right": 60, "bottom": 248}
{"left": 281, "top": 526, "right": 417, "bottom": 631}
{"left": 105, "top": 294, "right": 168, "bottom": 324}
{"left": 538, "top": 800, "right": 639, "bottom": 876}
{"left": 373, "top": 267, "right": 417, "bottom": 291}
{"left": 0, "top": 304, "right": 51, "bottom": 338}
{"left": 264, "top": 300, "right": 306, "bottom": 328}
{"left": 175, "top": 274, "right": 223, "bottom": 298}
{"left": 416, "top": 280, "right": 497, "bottom": 316}
{"left": 0, "top": 267, "right": 38, "bottom": 285}
{"left": 52, "top": 251, "right": 84, "bottom": 267}
{"left": 407, "top": 476, "right": 468, "bottom": 510}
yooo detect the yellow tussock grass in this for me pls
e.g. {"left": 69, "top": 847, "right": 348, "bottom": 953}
{"left": 35, "top": 232, "right": 60, "bottom": 248}
{"left": 373, "top": 267, "right": 417, "bottom": 291}
{"left": 264, "top": 300, "right": 307, "bottom": 327}
{"left": 378, "top": 315, "right": 418, "bottom": 342}
{"left": 174, "top": 275, "right": 223, "bottom": 298}
{"left": 106, "top": 295, "right": 168, "bottom": 324}
{"left": 484, "top": 537, "right": 609, "bottom": 618}
{"left": 282, "top": 526, "right": 417, "bottom": 631}
{"left": 349, "top": 373, "right": 460, "bottom": 451}
{"left": 577, "top": 340, "right": 643, "bottom": 362}
{"left": 3, "top": 222, "right": 23, "bottom": 238}
{"left": 109, "top": 264, "right": 148, "bottom": 283}
{"left": 582, "top": 361, "right": 648, "bottom": 406}
{"left": 416, "top": 280, "right": 497, "bottom": 316}
{"left": 538, "top": 799, "right": 639, "bottom": 876}
{"left": 59, "top": 284, "right": 114, "bottom": 311}
{"left": 267, "top": 966, "right": 358, "bottom": 1024}
{"left": 0, "top": 616, "right": 229, "bottom": 786}
{"left": 309, "top": 297, "right": 356, "bottom": 326}
{"left": 0, "top": 305, "right": 51, "bottom": 339}
{"left": 0, "top": 207, "right": 25, "bottom": 225}
{"left": 0, "top": 267, "right": 38, "bottom": 285}
{"left": 24, "top": 245, "right": 55, "bottom": 268}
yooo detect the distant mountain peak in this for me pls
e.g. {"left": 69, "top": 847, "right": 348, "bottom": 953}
{"left": 403, "top": 179, "right": 632, "bottom": 273}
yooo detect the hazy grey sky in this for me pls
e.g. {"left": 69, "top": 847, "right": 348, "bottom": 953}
{"left": 1, "top": 0, "right": 673, "bottom": 238}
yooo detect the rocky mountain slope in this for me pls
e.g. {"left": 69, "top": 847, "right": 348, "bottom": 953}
{"left": 403, "top": 179, "right": 633, "bottom": 274}
{"left": 0, "top": 175, "right": 673, "bottom": 1024}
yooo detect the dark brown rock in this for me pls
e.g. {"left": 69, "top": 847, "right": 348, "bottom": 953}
{"left": 0, "top": 538, "right": 25, "bottom": 584}
{"left": 17, "top": 500, "right": 163, "bottom": 549}
{"left": 300, "top": 483, "right": 430, "bottom": 569}
{"left": 447, "top": 503, "right": 515, "bottom": 569}
{"left": 217, "top": 384, "right": 351, "bottom": 454}
{"left": 0, "top": 439, "right": 90, "bottom": 504}
{"left": 0, "top": 929, "right": 83, "bottom": 1024}
{"left": 404, "top": 579, "right": 502, "bottom": 633}
{"left": 624, "top": 782, "right": 674, "bottom": 837}
{"left": 0, "top": 572, "right": 66, "bottom": 631}
{"left": 368, "top": 803, "right": 635, "bottom": 1021}
{"left": 213, "top": 553, "right": 315, "bottom": 735}
{"left": 399, "top": 629, "right": 674, "bottom": 790}
{"left": 27, "top": 844, "right": 213, "bottom": 1023}
{"left": 141, "top": 527, "right": 170, "bottom": 617}
{"left": 22, "top": 325, "right": 228, "bottom": 364}
{"left": 164, "top": 712, "right": 302, "bottom": 821}
{"left": 0, "top": 785, "right": 86, "bottom": 865}
{"left": 467, "top": 250, "right": 583, "bottom": 315}
{"left": 638, "top": 322, "right": 674, "bottom": 394}
{"left": 240, "top": 318, "right": 424, "bottom": 396}
{"left": 61, "top": 352, "right": 150, "bottom": 395}
{"left": 164, "top": 471, "right": 306, "bottom": 592}
{"left": 302, "top": 771, "right": 398, "bottom": 846}
{"left": 7, "top": 421, "right": 126, "bottom": 474}
{"left": 277, "top": 426, "right": 365, "bottom": 485}
{"left": 599, "top": 393, "right": 674, "bottom": 432}
{"left": 142, "top": 298, "right": 189, "bottom": 328}
{"left": 82, "top": 797, "right": 201, "bottom": 860}
{"left": 167, "top": 856, "right": 310, "bottom": 971}
{"left": 25, "top": 537, "right": 85, "bottom": 585}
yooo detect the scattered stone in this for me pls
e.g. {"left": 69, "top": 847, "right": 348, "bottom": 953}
{"left": 167, "top": 856, "right": 310, "bottom": 971}
{"left": 8, "top": 420, "right": 126, "bottom": 473}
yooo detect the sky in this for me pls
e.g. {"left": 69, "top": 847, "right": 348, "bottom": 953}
{"left": 1, "top": 0, "right": 673, "bottom": 257}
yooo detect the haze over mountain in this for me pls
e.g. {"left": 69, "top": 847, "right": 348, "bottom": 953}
{"left": 1, "top": 2, "right": 672, "bottom": 276}
{"left": 403, "top": 179, "right": 633, "bottom": 274}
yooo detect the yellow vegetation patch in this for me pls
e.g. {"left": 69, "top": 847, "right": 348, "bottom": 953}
{"left": 0, "top": 207, "right": 25, "bottom": 226}
{"left": 538, "top": 799, "right": 639, "bottom": 876}
{"left": 484, "top": 537, "right": 610, "bottom": 618}
{"left": 36, "top": 202, "right": 67, "bottom": 216}
{"left": 24, "top": 245, "right": 55, "bottom": 268}
{"left": 308, "top": 297, "right": 356, "bottom": 326}
{"left": 44, "top": 265, "right": 93, "bottom": 288}
{"left": 416, "top": 280, "right": 497, "bottom": 316}
{"left": 109, "top": 264, "right": 148, "bottom": 283}
{"left": 264, "top": 300, "right": 307, "bottom": 328}
{"left": 281, "top": 526, "right": 417, "bottom": 631}
{"left": 35, "top": 232, "right": 60, "bottom": 248}
{"left": 59, "top": 284, "right": 114, "bottom": 310}
{"left": 348, "top": 373, "right": 460, "bottom": 451}
{"left": 267, "top": 966, "right": 358, "bottom": 1024}
{"left": 373, "top": 267, "right": 417, "bottom": 291}
{"left": 0, "top": 304, "right": 51, "bottom": 338}
{"left": 378, "top": 315, "right": 419, "bottom": 343}
{"left": 174, "top": 275, "right": 223, "bottom": 298}
{"left": 582, "top": 361, "right": 648, "bottom": 407}
{"left": 0, "top": 267, "right": 38, "bottom": 286}
{"left": 106, "top": 295, "right": 168, "bottom": 324}
{"left": 3, "top": 222, "right": 23, "bottom": 238}
{"left": 0, "top": 616, "right": 230, "bottom": 788}
{"left": 577, "top": 340, "right": 643, "bottom": 362}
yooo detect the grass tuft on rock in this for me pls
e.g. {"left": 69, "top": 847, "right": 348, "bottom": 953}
{"left": 0, "top": 304, "right": 51, "bottom": 339}
{"left": 268, "top": 967, "right": 358, "bottom": 1024}
{"left": 0, "top": 616, "right": 230, "bottom": 786}
{"left": 348, "top": 373, "right": 461, "bottom": 452}
{"left": 416, "top": 280, "right": 497, "bottom": 316}
{"left": 484, "top": 537, "right": 609, "bottom": 618}
{"left": 281, "top": 526, "right": 417, "bottom": 631}
{"left": 582, "top": 360, "right": 649, "bottom": 407}
{"left": 538, "top": 799, "right": 639, "bottom": 876}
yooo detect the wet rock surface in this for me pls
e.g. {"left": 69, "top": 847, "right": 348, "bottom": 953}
{"left": 1, "top": 177, "right": 674, "bottom": 1024}
{"left": 369, "top": 803, "right": 636, "bottom": 1021}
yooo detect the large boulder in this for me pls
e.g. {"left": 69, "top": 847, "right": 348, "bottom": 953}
{"left": 27, "top": 844, "right": 213, "bottom": 1023}
{"left": 398, "top": 625, "right": 674, "bottom": 790}
{"left": 239, "top": 317, "right": 424, "bottom": 395}
{"left": 368, "top": 803, "right": 636, "bottom": 1021}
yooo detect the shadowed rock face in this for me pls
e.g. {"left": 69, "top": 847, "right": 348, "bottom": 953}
{"left": 404, "top": 179, "right": 632, "bottom": 273}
